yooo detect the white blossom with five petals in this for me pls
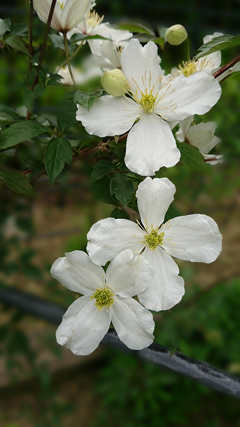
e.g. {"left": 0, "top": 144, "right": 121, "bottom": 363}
{"left": 87, "top": 177, "right": 222, "bottom": 312}
{"left": 51, "top": 249, "right": 155, "bottom": 355}
{"left": 76, "top": 39, "right": 222, "bottom": 176}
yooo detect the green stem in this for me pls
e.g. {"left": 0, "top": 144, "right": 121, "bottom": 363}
{"left": 28, "top": 0, "right": 34, "bottom": 70}
{"left": 63, "top": 31, "right": 78, "bottom": 89}
{"left": 185, "top": 37, "right": 190, "bottom": 61}
{"left": 56, "top": 42, "right": 83, "bottom": 72}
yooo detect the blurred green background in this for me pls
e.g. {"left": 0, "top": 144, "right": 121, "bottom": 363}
{"left": 0, "top": 0, "right": 240, "bottom": 426}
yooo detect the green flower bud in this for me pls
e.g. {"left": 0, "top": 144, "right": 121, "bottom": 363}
{"left": 101, "top": 69, "right": 130, "bottom": 97}
{"left": 166, "top": 24, "right": 188, "bottom": 46}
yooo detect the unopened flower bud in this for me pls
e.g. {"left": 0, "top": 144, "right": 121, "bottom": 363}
{"left": 101, "top": 69, "right": 130, "bottom": 97}
{"left": 166, "top": 24, "right": 188, "bottom": 46}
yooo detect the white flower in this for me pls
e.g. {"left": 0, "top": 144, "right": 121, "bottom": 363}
{"left": 76, "top": 39, "right": 221, "bottom": 176}
{"left": 176, "top": 116, "right": 223, "bottom": 164}
{"left": 51, "top": 249, "right": 155, "bottom": 355}
{"left": 57, "top": 64, "right": 102, "bottom": 85}
{"left": 68, "top": 9, "right": 131, "bottom": 46}
{"left": 33, "top": 0, "right": 94, "bottom": 32}
{"left": 87, "top": 177, "right": 222, "bottom": 312}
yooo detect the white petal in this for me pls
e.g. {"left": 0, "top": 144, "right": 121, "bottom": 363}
{"left": 111, "top": 297, "right": 154, "bottom": 350}
{"left": 203, "top": 154, "right": 223, "bottom": 165}
{"left": 136, "top": 177, "right": 176, "bottom": 229}
{"left": 33, "top": 0, "right": 62, "bottom": 31}
{"left": 121, "top": 39, "right": 162, "bottom": 96}
{"left": 50, "top": 250, "right": 105, "bottom": 295}
{"left": 105, "top": 250, "right": 154, "bottom": 297}
{"left": 76, "top": 95, "right": 139, "bottom": 137}
{"left": 176, "top": 116, "right": 194, "bottom": 142}
{"left": 87, "top": 218, "right": 144, "bottom": 266}
{"left": 125, "top": 114, "right": 180, "bottom": 176}
{"left": 62, "top": 0, "right": 92, "bottom": 31}
{"left": 138, "top": 247, "right": 185, "bottom": 311}
{"left": 186, "top": 122, "right": 221, "bottom": 154}
{"left": 56, "top": 297, "right": 111, "bottom": 355}
{"left": 155, "top": 73, "right": 221, "bottom": 121}
{"left": 197, "top": 52, "right": 221, "bottom": 72}
{"left": 161, "top": 214, "right": 222, "bottom": 263}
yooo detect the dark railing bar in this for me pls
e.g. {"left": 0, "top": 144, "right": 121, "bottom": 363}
{"left": 0, "top": 286, "right": 240, "bottom": 398}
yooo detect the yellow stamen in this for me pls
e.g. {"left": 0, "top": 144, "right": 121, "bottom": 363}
{"left": 90, "top": 286, "right": 114, "bottom": 312}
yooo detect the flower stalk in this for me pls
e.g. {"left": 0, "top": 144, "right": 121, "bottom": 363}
{"left": 63, "top": 31, "right": 78, "bottom": 89}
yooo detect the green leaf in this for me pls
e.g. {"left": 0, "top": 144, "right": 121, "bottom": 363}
{"left": 33, "top": 82, "right": 45, "bottom": 99}
{"left": 11, "top": 23, "right": 28, "bottom": 36}
{"left": 91, "top": 175, "right": 116, "bottom": 204}
{"left": 69, "top": 33, "right": 109, "bottom": 44}
{"left": 49, "top": 34, "right": 75, "bottom": 55}
{"left": 23, "top": 89, "right": 34, "bottom": 110}
{"left": 110, "top": 173, "right": 134, "bottom": 207}
{"left": 195, "top": 34, "right": 240, "bottom": 58}
{"left": 46, "top": 73, "right": 63, "bottom": 86}
{"left": 110, "top": 208, "right": 130, "bottom": 220}
{"left": 26, "top": 69, "right": 37, "bottom": 86}
{"left": 0, "top": 169, "right": 34, "bottom": 196}
{"left": 114, "top": 20, "right": 155, "bottom": 36}
{"left": 0, "top": 121, "right": 49, "bottom": 149}
{"left": 90, "top": 160, "right": 115, "bottom": 182}
{"left": 177, "top": 143, "right": 205, "bottom": 169}
{"left": 158, "top": 26, "right": 167, "bottom": 39}
{"left": 57, "top": 100, "right": 77, "bottom": 133}
{"left": 134, "top": 34, "right": 165, "bottom": 45}
{"left": 45, "top": 137, "right": 72, "bottom": 183}
{"left": 6, "top": 35, "right": 30, "bottom": 56}
{"left": 0, "top": 106, "right": 19, "bottom": 122}
{"left": 0, "top": 18, "right": 11, "bottom": 37}
{"left": 74, "top": 90, "right": 102, "bottom": 111}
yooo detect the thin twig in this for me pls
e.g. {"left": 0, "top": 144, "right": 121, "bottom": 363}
{"left": 63, "top": 31, "right": 78, "bottom": 89}
{"left": 56, "top": 42, "right": 83, "bottom": 73}
{"left": 213, "top": 54, "right": 240, "bottom": 79}
{"left": 28, "top": 0, "right": 34, "bottom": 70}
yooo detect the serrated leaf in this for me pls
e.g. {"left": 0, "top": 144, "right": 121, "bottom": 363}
{"left": 0, "top": 169, "right": 34, "bottom": 196}
{"left": 110, "top": 173, "right": 134, "bottom": 207}
{"left": 45, "top": 137, "right": 72, "bottom": 183}
{"left": 74, "top": 90, "right": 101, "bottom": 111}
{"left": 115, "top": 20, "right": 155, "bottom": 37}
{"left": 69, "top": 33, "right": 109, "bottom": 44}
{"left": 6, "top": 35, "right": 30, "bottom": 56}
{"left": 91, "top": 175, "right": 115, "bottom": 204}
{"left": 57, "top": 100, "right": 77, "bottom": 133}
{"left": 177, "top": 142, "right": 205, "bottom": 168}
{"left": 11, "top": 23, "right": 28, "bottom": 36}
{"left": 195, "top": 34, "right": 240, "bottom": 58}
{"left": 0, "top": 121, "right": 49, "bottom": 149}
{"left": 46, "top": 73, "right": 63, "bottom": 86}
{"left": 110, "top": 208, "right": 130, "bottom": 220}
{"left": 90, "top": 160, "right": 115, "bottom": 182}
{"left": 0, "top": 18, "right": 11, "bottom": 37}
{"left": 38, "top": 69, "right": 47, "bottom": 84}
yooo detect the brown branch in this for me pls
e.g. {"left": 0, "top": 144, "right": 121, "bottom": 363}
{"left": 213, "top": 54, "right": 240, "bottom": 79}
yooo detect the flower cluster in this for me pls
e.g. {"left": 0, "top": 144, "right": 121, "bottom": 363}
{"left": 38, "top": 1, "right": 224, "bottom": 355}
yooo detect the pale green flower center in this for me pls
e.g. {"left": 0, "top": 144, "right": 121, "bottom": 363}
{"left": 86, "top": 11, "right": 104, "bottom": 28}
{"left": 139, "top": 93, "right": 157, "bottom": 113}
{"left": 144, "top": 229, "right": 164, "bottom": 250}
{"left": 180, "top": 60, "right": 197, "bottom": 77}
{"left": 90, "top": 287, "right": 114, "bottom": 311}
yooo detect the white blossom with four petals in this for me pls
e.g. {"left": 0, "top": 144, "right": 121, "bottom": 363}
{"left": 51, "top": 249, "right": 155, "bottom": 355}
{"left": 76, "top": 39, "right": 222, "bottom": 176}
{"left": 87, "top": 177, "right": 222, "bottom": 312}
